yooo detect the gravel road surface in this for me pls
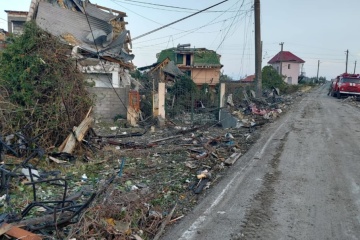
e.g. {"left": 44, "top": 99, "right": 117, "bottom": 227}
{"left": 162, "top": 85, "right": 360, "bottom": 240}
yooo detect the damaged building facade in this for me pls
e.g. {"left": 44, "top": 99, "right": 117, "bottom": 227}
{"left": 27, "top": 0, "right": 136, "bottom": 121}
{"left": 156, "top": 44, "right": 223, "bottom": 88}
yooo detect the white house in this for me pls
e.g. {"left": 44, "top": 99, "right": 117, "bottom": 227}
{"left": 268, "top": 51, "right": 305, "bottom": 85}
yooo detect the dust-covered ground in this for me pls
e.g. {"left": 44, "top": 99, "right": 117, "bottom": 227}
{"left": 162, "top": 84, "right": 360, "bottom": 240}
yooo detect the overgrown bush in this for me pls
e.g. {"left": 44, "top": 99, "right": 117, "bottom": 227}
{"left": 0, "top": 22, "right": 94, "bottom": 148}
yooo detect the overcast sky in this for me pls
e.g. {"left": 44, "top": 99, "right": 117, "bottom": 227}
{"left": 1, "top": 0, "right": 360, "bottom": 80}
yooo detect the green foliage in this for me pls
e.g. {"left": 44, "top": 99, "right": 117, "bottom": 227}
{"left": 166, "top": 75, "right": 198, "bottom": 117}
{"left": 168, "top": 75, "right": 198, "bottom": 97}
{"left": 219, "top": 72, "right": 233, "bottom": 82}
{"left": 261, "top": 65, "right": 286, "bottom": 90}
{"left": 261, "top": 65, "right": 301, "bottom": 94}
{"left": 0, "top": 22, "right": 93, "bottom": 147}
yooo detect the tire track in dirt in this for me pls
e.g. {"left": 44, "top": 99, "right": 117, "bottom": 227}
{"left": 232, "top": 131, "right": 289, "bottom": 240}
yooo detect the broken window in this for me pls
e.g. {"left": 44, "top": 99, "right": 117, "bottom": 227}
{"left": 186, "top": 54, "right": 191, "bottom": 66}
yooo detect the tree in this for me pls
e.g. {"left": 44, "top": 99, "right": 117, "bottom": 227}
{"left": 261, "top": 65, "right": 286, "bottom": 89}
{"left": 219, "top": 72, "right": 234, "bottom": 82}
{"left": 0, "top": 22, "right": 93, "bottom": 148}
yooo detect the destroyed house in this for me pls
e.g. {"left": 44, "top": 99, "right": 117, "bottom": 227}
{"left": 138, "top": 57, "right": 184, "bottom": 86}
{"left": 156, "top": 45, "right": 223, "bottom": 87}
{"left": 27, "top": 0, "right": 136, "bottom": 121}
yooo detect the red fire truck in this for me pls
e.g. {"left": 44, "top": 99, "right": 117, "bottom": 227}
{"left": 329, "top": 73, "right": 360, "bottom": 99}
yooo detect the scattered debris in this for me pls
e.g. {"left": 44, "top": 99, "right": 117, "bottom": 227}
{"left": 0, "top": 38, "right": 305, "bottom": 239}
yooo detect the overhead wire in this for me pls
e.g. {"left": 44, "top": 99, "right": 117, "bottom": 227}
{"left": 110, "top": 0, "right": 184, "bottom": 31}
{"left": 112, "top": 0, "right": 201, "bottom": 13}
{"left": 134, "top": 1, "right": 253, "bottom": 52}
{"left": 215, "top": 0, "right": 246, "bottom": 51}
{"left": 134, "top": 12, "right": 251, "bottom": 46}
{"left": 132, "top": 0, "right": 229, "bottom": 41}
{"left": 189, "top": 0, "right": 253, "bottom": 82}
{"left": 118, "top": 0, "right": 240, "bottom": 13}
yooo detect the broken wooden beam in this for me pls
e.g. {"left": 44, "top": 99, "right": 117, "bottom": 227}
{"left": 59, "top": 116, "right": 93, "bottom": 154}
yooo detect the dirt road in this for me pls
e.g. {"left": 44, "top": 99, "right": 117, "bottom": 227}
{"left": 162, "top": 85, "right": 360, "bottom": 240}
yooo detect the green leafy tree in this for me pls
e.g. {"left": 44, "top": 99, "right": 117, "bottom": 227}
{"left": 261, "top": 65, "right": 286, "bottom": 89}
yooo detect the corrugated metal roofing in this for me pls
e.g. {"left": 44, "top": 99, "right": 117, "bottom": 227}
{"left": 163, "top": 61, "right": 184, "bottom": 76}
{"left": 83, "top": 4, "right": 117, "bottom": 22}
{"left": 37, "top": 2, "right": 112, "bottom": 45}
{"left": 35, "top": 1, "right": 134, "bottom": 62}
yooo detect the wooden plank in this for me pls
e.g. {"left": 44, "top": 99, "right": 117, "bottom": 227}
{"left": 1, "top": 223, "right": 42, "bottom": 240}
{"left": 48, "top": 156, "right": 67, "bottom": 164}
{"left": 61, "top": 117, "right": 93, "bottom": 154}
{"left": 224, "top": 152, "right": 242, "bottom": 165}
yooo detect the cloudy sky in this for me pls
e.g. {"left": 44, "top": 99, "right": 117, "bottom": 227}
{"left": 1, "top": 0, "right": 360, "bottom": 80}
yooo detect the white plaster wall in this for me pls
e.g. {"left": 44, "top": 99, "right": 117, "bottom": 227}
{"left": 86, "top": 73, "right": 119, "bottom": 88}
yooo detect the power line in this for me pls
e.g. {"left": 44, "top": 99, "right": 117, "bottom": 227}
{"left": 115, "top": 0, "right": 241, "bottom": 13}
{"left": 135, "top": 11, "right": 252, "bottom": 48}
{"left": 110, "top": 0, "right": 184, "bottom": 31}
{"left": 132, "top": 0, "right": 229, "bottom": 41}
{"left": 112, "top": 0, "right": 200, "bottom": 13}
{"left": 123, "top": 0, "right": 200, "bottom": 11}
{"left": 216, "top": 0, "right": 246, "bottom": 51}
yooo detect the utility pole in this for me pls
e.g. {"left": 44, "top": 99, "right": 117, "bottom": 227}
{"left": 345, "top": 49, "right": 349, "bottom": 73}
{"left": 354, "top": 61, "right": 357, "bottom": 74}
{"left": 279, "top": 42, "right": 284, "bottom": 76}
{"left": 254, "top": 0, "right": 262, "bottom": 98}
{"left": 316, "top": 60, "right": 320, "bottom": 83}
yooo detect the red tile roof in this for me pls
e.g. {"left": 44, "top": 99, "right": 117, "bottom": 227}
{"left": 268, "top": 51, "right": 305, "bottom": 64}
{"left": 241, "top": 74, "right": 255, "bottom": 82}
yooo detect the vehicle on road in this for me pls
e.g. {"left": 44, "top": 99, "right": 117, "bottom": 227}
{"left": 330, "top": 73, "right": 360, "bottom": 99}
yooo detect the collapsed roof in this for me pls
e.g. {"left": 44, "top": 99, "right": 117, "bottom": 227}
{"left": 29, "top": 0, "right": 134, "bottom": 64}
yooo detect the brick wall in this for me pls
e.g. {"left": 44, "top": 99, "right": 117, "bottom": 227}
{"left": 87, "top": 86, "right": 129, "bottom": 122}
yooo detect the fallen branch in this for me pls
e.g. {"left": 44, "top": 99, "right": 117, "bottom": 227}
{"left": 153, "top": 204, "right": 177, "bottom": 240}
{"left": 149, "top": 135, "right": 182, "bottom": 144}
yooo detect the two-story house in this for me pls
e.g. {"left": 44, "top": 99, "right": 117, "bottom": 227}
{"left": 157, "top": 45, "right": 223, "bottom": 88}
{"left": 268, "top": 51, "right": 305, "bottom": 85}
